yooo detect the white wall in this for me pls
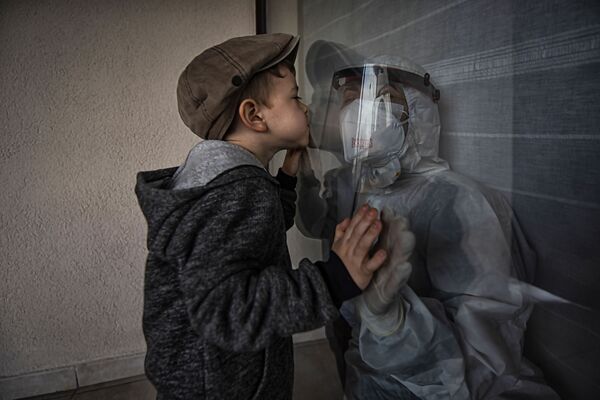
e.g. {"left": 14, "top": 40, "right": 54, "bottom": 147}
{"left": 0, "top": 0, "right": 253, "bottom": 393}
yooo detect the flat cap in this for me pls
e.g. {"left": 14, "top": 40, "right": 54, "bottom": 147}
{"left": 177, "top": 33, "right": 300, "bottom": 140}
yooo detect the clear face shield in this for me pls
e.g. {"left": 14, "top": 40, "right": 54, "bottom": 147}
{"left": 336, "top": 65, "right": 409, "bottom": 213}
{"left": 306, "top": 64, "right": 440, "bottom": 220}
{"left": 337, "top": 68, "right": 409, "bottom": 161}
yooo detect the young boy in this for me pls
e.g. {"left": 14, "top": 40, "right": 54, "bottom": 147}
{"left": 134, "top": 33, "right": 387, "bottom": 399}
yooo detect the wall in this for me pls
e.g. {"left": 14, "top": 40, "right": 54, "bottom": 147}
{"left": 298, "top": 0, "right": 600, "bottom": 399}
{"left": 0, "top": 0, "right": 253, "bottom": 397}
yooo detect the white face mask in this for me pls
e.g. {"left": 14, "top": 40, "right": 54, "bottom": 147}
{"left": 339, "top": 97, "right": 407, "bottom": 163}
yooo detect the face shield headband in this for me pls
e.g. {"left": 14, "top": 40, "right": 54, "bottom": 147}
{"left": 332, "top": 65, "right": 440, "bottom": 101}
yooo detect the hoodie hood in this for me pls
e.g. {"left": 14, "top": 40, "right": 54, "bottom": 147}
{"left": 170, "top": 140, "right": 266, "bottom": 189}
{"left": 135, "top": 140, "right": 269, "bottom": 254}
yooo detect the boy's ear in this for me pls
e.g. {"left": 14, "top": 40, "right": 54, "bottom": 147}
{"left": 238, "top": 99, "right": 268, "bottom": 133}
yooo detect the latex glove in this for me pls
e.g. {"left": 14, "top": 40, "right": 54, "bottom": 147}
{"left": 362, "top": 207, "right": 415, "bottom": 316}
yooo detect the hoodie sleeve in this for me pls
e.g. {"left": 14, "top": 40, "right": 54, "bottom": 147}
{"left": 168, "top": 174, "right": 351, "bottom": 353}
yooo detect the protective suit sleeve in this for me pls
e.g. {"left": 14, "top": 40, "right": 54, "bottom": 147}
{"left": 276, "top": 168, "right": 298, "bottom": 230}
{"left": 170, "top": 174, "right": 339, "bottom": 353}
{"left": 425, "top": 184, "right": 513, "bottom": 296}
{"left": 425, "top": 186, "right": 534, "bottom": 397}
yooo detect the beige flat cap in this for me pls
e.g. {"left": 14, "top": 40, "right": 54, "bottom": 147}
{"left": 177, "top": 33, "right": 300, "bottom": 140}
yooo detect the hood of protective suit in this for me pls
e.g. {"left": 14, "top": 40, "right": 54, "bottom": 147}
{"left": 368, "top": 55, "right": 449, "bottom": 176}
{"left": 307, "top": 51, "right": 449, "bottom": 189}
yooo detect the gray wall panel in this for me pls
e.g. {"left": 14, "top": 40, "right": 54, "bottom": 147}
{"left": 513, "top": 64, "right": 600, "bottom": 137}
{"left": 512, "top": 0, "right": 600, "bottom": 44}
{"left": 535, "top": 253, "right": 599, "bottom": 309}
{"left": 512, "top": 138, "right": 599, "bottom": 204}
{"left": 438, "top": 79, "right": 515, "bottom": 133}
{"left": 352, "top": 0, "right": 516, "bottom": 64}
{"left": 511, "top": 194, "right": 599, "bottom": 264}
{"left": 511, "top": 194, "right": 600, "bottom": 306}
{"left": 526, "top": 305, "right": 600, "bottom": 399}
{"left": 527, "top": 305, "right": 599, "bottom": 378}
{"left": 440, "top": 134, "right": 514, "bottom": 188}
{"left": 301, "top": 0, "right": 599, "bottom": 397}
{"left": 441, "top": 133, "right": 600, "bottom": 205}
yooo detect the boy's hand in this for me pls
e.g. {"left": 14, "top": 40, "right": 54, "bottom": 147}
{"left": 332, "top": 205, "right": 387, "bottom": 290}
{"left": 281, "top": 148, "right": 304, "bottom": 176}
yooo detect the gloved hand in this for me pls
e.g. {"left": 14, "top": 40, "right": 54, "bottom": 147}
{"left": 362, "top": 207, "right": 415, "bottom": 316}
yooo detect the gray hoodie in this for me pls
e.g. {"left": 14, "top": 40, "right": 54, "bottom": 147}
{"left": 135, "top": 141, "right": 359, "bottom": 399}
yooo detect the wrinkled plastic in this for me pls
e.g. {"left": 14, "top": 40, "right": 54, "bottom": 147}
{"left": 340, "top": 170, "right": 562, "bottom": 399}
{"left": 344, "top": 286, "right": 470, "bottom": 400}
{"left": 296, "top": 51, "right": 562, "bottom": 399}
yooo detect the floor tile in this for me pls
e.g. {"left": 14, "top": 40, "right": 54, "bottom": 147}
{"left": 17, "top": 390, "right": 75, "bottom": 400}
{"left": 72, "top": 375, "right": 147, "bottom": 394}
{"left": 293, "top": 340, "right": 343, "bottom": 400}
{"left": 71, "top": 380, "right": 155, "bottom": 400}
{"left": 18, "top": 340, "right": 342, "bottom": 400}
{"left": 4, "top": 367, "right": 77, "bottom": 400}
{"left": 75, "top": 354, "right": 145, "bottom": 388}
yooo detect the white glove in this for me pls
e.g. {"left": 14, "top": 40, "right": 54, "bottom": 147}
{"left": 362, "top": 207, "right": 415, "bottom": 316}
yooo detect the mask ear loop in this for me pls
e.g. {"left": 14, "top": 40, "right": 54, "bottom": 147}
{"left": 373, "top": 92, "right": 395, "bottom": 128}
{"left": 396, "top": 110, "right": 410, "bottom": 159}
{"left": 397, "top": 108, "right": 409, "bottom": 131}
{"left": 402, "top": 86, "right": 424, "bottom": 148}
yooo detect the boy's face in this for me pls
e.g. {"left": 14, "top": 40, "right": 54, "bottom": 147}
{"left": 261, "top": 66, "right": 310, "bottom": 149}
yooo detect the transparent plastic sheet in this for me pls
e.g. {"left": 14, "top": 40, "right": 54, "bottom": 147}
{"left": 306, "top": 61, "right": 444, "bottom": 221}
{"left": 339, "top": 175, "right": 567, "bottom": 399}
{"left": 296, "top": 52, "right": 571, "bottom": 399}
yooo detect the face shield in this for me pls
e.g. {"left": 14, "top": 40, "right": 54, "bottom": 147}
{"left": 335, "top": 66, "right": 410, "bottom": 163}
{"left": 306, "top": 63, "right": 440, "bottom": 219}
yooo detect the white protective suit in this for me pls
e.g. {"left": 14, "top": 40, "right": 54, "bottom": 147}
{"left": 296, "top": 53, "right": 561, "bottom": 399}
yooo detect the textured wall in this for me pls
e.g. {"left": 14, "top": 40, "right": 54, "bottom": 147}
{"left": 0, "top": 0, "right": 253, "bottom": 377}
{"left": 299, "top": 1, "right": 600, "bottom": 399}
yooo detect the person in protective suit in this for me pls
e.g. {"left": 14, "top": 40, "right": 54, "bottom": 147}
{"left": 296, "top": 44, "right": 560, "bottom": 399}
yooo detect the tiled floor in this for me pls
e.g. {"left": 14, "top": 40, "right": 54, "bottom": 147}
{"left": 20, "top": 340, "right": 343, "bottom": 400}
